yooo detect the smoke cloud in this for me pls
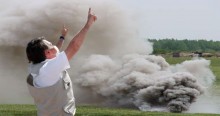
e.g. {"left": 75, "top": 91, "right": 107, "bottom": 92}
{"left": 0, "top": 0, "right": 218, "bottom": 113}
{"left": 76, "top": 54, "right": 214, "bottom": 112}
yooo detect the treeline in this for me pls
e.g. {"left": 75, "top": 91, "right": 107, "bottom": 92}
{"left": 148, "top": 39, "right": 220, "bottom": 54}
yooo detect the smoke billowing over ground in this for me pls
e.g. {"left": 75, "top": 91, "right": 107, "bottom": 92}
{"left": 76, "top": 54, "right": 214, "bottom": 112}
{"left": 0, "top": 0, "right": 218, "bottom": 113}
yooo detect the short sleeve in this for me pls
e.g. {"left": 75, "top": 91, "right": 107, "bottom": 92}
{"left": 34, "top": 51, "right": 70, "bottom": 88}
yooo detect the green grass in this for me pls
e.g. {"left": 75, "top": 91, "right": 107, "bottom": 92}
{"left": 76, "top": 105, "right": 220, "bottom": 116}
{"left": 207, "top": 57, "right": 220, "bottom": 85}
{"left": 165, "top": 57, "right": 192, "bottom": 65}
{"left": 0, "top": 105, "right": 220, "bottom": 116}
{"left": 0, "top": 104, "right": 36, "bottom": 116}
{"left": 1, "top": 57, "right": 220, "bottom": 116}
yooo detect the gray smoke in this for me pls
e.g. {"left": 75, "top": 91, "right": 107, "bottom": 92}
{"left": 0, "top": 0, "right": 151, "bottom": 103}
{"left": 0, "top": 0, "right": 217, "bottom": 113}
{"left": 76, "top": 54, "right": 214, "bottom": 112}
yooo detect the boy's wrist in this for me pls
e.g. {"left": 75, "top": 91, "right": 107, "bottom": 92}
{"left": 59, "top": 36, "right": 65, "bottom": 40}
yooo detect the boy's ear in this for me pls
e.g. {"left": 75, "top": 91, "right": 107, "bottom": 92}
{"left": 44, "top": 49, "right": 50, "bottom": 57}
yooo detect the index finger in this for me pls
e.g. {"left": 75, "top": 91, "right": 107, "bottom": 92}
{"left": 88, "top": 8, "right": 91, "bottom": 14}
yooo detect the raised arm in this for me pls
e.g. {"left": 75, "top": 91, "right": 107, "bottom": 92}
{"left": 65, "top": 8, "right": 97, "bottom": 60}
{"left": 56, "top": 25, "right": 68, "bottom": 50}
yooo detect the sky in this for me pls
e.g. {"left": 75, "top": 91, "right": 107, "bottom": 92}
{"left": 117, "top": 0, "right": 220, "bottom": 41}
{"left": 1, "top": 0, "right": 219, "bottom": 41}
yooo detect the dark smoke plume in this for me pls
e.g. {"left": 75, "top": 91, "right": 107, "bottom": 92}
{"left": 76, "top": 54, "right": 213, "bottom": 112}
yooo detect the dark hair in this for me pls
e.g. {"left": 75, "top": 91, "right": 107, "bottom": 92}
{"left": 26, "top": 37, "right": 49, "bottom": 64}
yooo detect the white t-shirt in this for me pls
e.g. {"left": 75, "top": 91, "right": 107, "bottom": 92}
{"left": 29, "top": 51, "right": 70, "bottom": 88}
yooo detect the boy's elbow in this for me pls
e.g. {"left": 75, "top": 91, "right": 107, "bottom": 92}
{"left": 64, "top": 46, "right": 79, "bottom": 61}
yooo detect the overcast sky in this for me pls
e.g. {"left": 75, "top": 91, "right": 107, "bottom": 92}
{"left": 1, "top": 0, "right": 219, "bottom": 41}
{"left": 117, "top": 0, "right": 220, "bottom": 41}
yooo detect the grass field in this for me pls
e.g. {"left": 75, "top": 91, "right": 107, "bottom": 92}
{"left": 0, "top": 105, "right": 220, "bottom": 116}
{"left": 1, "top": 57, "right": 220, "bottom": 116}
